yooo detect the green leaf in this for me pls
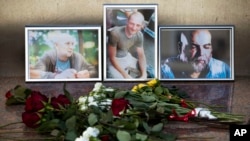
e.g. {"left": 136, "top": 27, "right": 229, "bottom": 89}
{"left": 100, "top": 110, "right": 113, "bottom": 123}
{"left": 149, "top": 102, "right": 158, "bottom": 109}
{"left": 156, "top": 106, "right": 165, "bottom": 114}
{"left": 65, "top": 116, "right": 76, "bottom": 131}
{"left": 154, "top": 86, "right": 163, "bottom": 95}
{"left": 114, "top": 119, "right": 137, "bottom": 130}
{"left": 128, "top": 99, "right": 149, "bottom": 109}
{"left": 88, "top": 113, "right": 98, "bottom": 126}
{"left": 65, "top": 130, "right": 77, "bottom": 141}
{"left": 142, "top": 122, "right": 151, "bottom": 134}
{"left": 63, "top": 83, "right": 73, "bottom": 103}
{"left": 151, "top": 123, "right": 163, "bottom": 132}
{"left": 152, "top": 123, "right": 163, "bottom": 132}
{"left": 163, "top": 87, "right": 170, "bottom": 94}
{"left": 158, "top": 132, "right": 177, "bottom": 141}
{"left": 6, "top": 86, "right": 32, "bottom": 105}
{"left": 136, "top": 133, "right": 148, "bottom": 141}
{"left": 114, "top": 91, "right": 128, "bottom": 98}
{"left": 116, "top": 130, "right": 131, "bottom": 141}
{"left": 37, "top": 119, "right": 60, "bottom": 133}
{"left": 141, "top": 95, "right": 156, "bottom": 102}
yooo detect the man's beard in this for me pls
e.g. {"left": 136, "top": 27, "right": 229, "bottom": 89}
{"left": 190, "top": 56, "right": 210, "bottom": 73}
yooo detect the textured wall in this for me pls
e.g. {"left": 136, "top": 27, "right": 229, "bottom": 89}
{"left": 0, "top": 0, "right": 249, "bottom": 77}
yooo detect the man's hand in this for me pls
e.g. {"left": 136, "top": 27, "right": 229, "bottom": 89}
{"left": 76, "top": 70, "right": 90, "bottom": 78}
{"left": 55, "top": 69, "right": 77, "bottom": 79}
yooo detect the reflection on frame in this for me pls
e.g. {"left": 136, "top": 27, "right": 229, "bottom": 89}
{"left": 103, "top": 4, "right": 158, "bottom": 81}
{"left": 25, "top": 26, "right": 102, "bottom": 82}
{"left": 159, "top": 25, "right": 234, "bottom": 81}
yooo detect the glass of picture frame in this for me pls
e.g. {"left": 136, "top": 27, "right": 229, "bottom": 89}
{"left": 159, "top": 25, "right": 234, "bottom": 81}
{"left": 25, "top": 26, "right": 102, "bottom": 82}
{"left": 103, "top": 4, "right": 158, "bottom": 81}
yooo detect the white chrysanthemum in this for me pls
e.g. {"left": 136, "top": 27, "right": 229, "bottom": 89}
{"left": 100, "top": 99, "right": 112, "bottom": 105}
{"left": 84, "top": 127, "right": 100, "bottom": 137}
{"left": 75, "top": 127, "right": 100, "bottom": 141}
{"left": 80, "top": 105, "right": 88, "bottom": 111}
{"left": 74, "top": 135, "right": 89, "bottom": 141}
{"left": 88, "top": 101, "right": 98, "bottom": 107}
{"left": 92, "top": 82, "right": 103, "bottom": 92}
{"left": 87, "top": 96, "right": 94, "bottom": 103}
{"left": 78, "top": 96, "right": 95, "bottom": 105}
{"left": 105, "top": 88, "right": 115, "bottom": 92}
{"left": 78, "top": 96, "right": 88, "bottom": 105}
{"left": 99, "top": 99, "right": 112, "bottom": 110}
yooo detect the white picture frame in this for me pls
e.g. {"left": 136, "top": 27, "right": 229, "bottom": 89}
{"left": 103, "top": 4, "right": 158, "bottom": 81}
{"left": 159, "top": 25, "right": 234, "bottom": 81}
{"left": 25, "top": 26, "right": 102, "bottom": 82}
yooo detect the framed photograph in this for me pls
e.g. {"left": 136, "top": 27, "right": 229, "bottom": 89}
{"left": 159, "top": 25, "right": 234, "bottom": 81}
{"left": 103, "top": 4, "right": 158, "bottom": 81}
{"left": 25, "top": 26, "right": 102, "bottom": 82}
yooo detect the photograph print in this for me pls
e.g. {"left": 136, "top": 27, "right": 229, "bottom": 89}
{"left": 25, "top": 26, "right": 102, "bottom": 82}
{"left": 159, "top": 25, "right": 234, "bottom": 81}
{"left": 103, "top": 4, "right": 158, "bottom": 81}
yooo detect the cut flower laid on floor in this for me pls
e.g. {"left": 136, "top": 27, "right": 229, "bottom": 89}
{"left": 2, "top": 79, "right": 245, "bottom": 141}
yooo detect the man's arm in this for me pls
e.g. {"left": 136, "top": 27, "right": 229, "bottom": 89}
{"left": 136, "top": 47, "right": 147, "bottom": 79}
{"left": 32, "top": 52, "right": 57, "bottom": 79}
{"left": 33, "top": 51, "right": 77, "bottom": 79}
{"left": 108, "top": 45, "right": 131, "bottom": 78}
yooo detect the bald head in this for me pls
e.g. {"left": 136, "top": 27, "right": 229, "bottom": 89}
{"left": 126, "top": 11, "right": 145, "bottom": 37}
{"left": 191, "top": 29, "right": 212, "bottom": 46}
{"left": 128, "top": 12, "right": 145, "bottom": 26}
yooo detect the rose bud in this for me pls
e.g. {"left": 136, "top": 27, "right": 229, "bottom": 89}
{"left": 111, "top": 98, "right": 129, "bottom": 117}
{"left": 51, "top": 94, "right": 71, "bottom": 109}
{"left": 22, "top": 112, "right": 42, "bottom": 128}
{"left": 25, "top": 91, "right": 48, "bottom": 112}
{"left": 5, "top": 90, "right": 13, "bottom": 99}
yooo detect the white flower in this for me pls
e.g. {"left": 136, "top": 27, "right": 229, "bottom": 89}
{"left": 88, "top": 101, "right": 98, "bottom": 107}
{"left": 75, "top": 135, "right": 89, "bottom": 141}
{"left": 195, "top": 107, "right": 217, "bottom": 120}
{"left": 105, "top": 88, "right": 115, "bottom": 92}
{"left": 100, "top": 99, "right": 112, "bottom": 105}
{"left": 78, "top": 96, "right": 96, "bottom": 111}
{"left": 84, "top": 127, "right": 100, "bottom": 137}
{"left": 92, "top": 82, "right": 103, "bottom": 92}
{"left": 99, "top": 99, "right": 112, "bottom": 110}
{"left": 78, "top": 96, "right": 95, "bottom": 105}
{"left": 75, "top": 127, "right": 100, "bottom": 141}
{"left": 78, "top": 96, "right": 88, "bottom": 105}
{"left": 80, "top": 105, "right": 88, "bottom": 111}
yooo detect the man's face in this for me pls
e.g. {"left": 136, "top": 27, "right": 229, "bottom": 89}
{"left": 126, "top": 14, "right": 143, "bottom": 35}
{"left": 55, "top": 40, "right": 75, "bottom": 59}
{"left": 186, "top": 30, "right": 213, "bottom": 72}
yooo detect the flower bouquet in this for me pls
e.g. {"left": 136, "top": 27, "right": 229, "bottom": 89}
{"left": 2, "top": 79, "right": 245, "bottom": 141}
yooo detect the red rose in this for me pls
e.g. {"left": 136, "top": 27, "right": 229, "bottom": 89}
{"left": 51, "top": 94, "right": 71, "bottom": 109}
{"left": 111, "top": 98, "right": 129, "bottom": 117}
{"left": 5, "top": 90, "right": 13, "bottom": 99}
{"left": 22, "top": 112, "right": 42, "bottom": 128}
{"left": 101, "top": 135, "right": 110, "bottom": 141}
{"left": 25, "top": 91, "right": 48, "bottom": 112}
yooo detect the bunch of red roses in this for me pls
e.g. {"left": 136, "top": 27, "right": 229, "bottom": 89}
{"left": 22, "top": 91, "right": 71, "bottom": 128}
{"left": 3, "top": 80, "right": 245, "bottom": 141}
{"left": 4, "top": 84, "right": 77, "bottom": 140}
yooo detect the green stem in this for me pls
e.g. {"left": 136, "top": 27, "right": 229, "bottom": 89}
{"left": 186, "top": 100, "right": 225, "bottom": 109}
